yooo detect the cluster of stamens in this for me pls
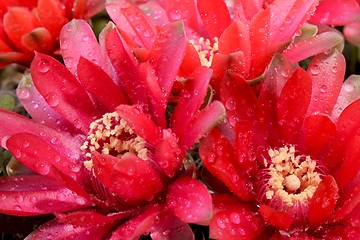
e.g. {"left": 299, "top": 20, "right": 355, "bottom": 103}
{"left": 80, "top": 112, "right": 149, "bottom": 171}
{"left": 189, "top": 37, "right": 219, "bottom": 67}
{"left": 258, "top": 146, "right": 322, "bottom": 209}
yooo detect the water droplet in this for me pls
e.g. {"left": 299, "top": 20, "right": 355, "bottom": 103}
{"left": 73, "top": 119, "right": 82, "bottom": 129}
{"left": 29, "top": 196, "right": 37, "bottom": 203}
{"left": 60, "top": 38, "right": 69, "bottom": 49}
{"left": 82, "top": 35, "right": 89, "bottom": 42}
{"left": 57, "top": 193, "right": 66, "bottom": 201}
{"left": 15, "top": 195, "right": 24, "bottom": 203}
{"left": 34, "top": 162, "right": 50, "bottom": 175}
{"left": 169, "top": 8, "right": 182, "bottom": 20}
{"left": 216, "top": 218, "right": 226, "bottom": 229}
{"left": 225, "top": 99, "right": 236, "bottom": 111}
{"left": 12, "top": 148, "right": 22, "bottom": 159}
{"left": 230, "top": 212, "right": 241, "bottom": 224}
{"left": 38, "top": 59, "right": 50, "bottom": 73}
{"left": 13, "top": 205, "right": 22, "bottom": 211}
{"left": 65, "top": 57, "right": 75, "bottom": 68}
{"left": 45, "top": 93, "right": 59, "bottom": 107}
{"left": 309, "top": 65, "right": 320, "bottom": 75}
{"left": 17, "top": 89, "right": 30, "bottom": 99}
{"left": 76, "top": 198, "right": 86, "bottom": 205}
{"left": 344, "top": 84, "right": 354, "bottom": 92}
{"left": 319, "top": 85, "right": 327, "bottom": 93}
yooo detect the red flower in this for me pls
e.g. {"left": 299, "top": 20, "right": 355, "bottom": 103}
{"left": 106, "top": 0, "right": 344, "bottom": 94}
{"left": 0, "top": 19, "right": 225, "bottom": 238}
{"left": 200, "top": 50, "right": 360, "bottom": 239}
{"left": 0, "top": 0, "right": 105, "bottom": 68}
{"left": 310, "top": 0, "right": 360, "bottom": 46}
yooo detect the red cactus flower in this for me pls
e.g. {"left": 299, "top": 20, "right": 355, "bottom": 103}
{"left": 0, "top": 0, "right": 105, "bottom": 68}
{"left": 199, "top": 50, "right": 360, "bottom": 239}
{"left": 310, "top": 0, "right": 360, "bottom": 46}
{"left": 105, "top": 0, "right": 344, "bottom": 96}
{"left": 0, "top": 19, "right": 225, "bottom": 239}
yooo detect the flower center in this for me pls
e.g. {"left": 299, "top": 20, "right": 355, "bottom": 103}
{"left": 80, "top": 111, "right": 149, "bottom": 171}
{"left": 189, "top": 37, "right": 219, "bottom": 67}
{"left": 258, "top": 146, "right": 322, "bottom": 209}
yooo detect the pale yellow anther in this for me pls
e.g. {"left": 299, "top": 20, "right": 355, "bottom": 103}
{"left": 264, "top": 146, "right": 321, "bottom": 207}
{"left": 189, "top": 37, "right": 219, "bottom": 67}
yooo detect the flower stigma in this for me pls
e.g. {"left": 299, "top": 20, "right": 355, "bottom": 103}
{"left": 258, "top": 146, "right": 323, "bottom": 211}
{"left": 189, "top": 37, "right": 219, "bottom": 67}
{"left": 80, "top": 111, "right": 149, "bottom": 171}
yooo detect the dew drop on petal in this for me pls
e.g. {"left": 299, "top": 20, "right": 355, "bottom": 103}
{"left": 29, "top": 196, "right": 37, "bottom": 203}
{"left": 82, "top": 35, "right": 89, "bottom": 42}
{"left": 56, "top": 193, "right": 66, "bottom": 201}
{"left": 225, "top": 99, "right": 236, "bottom": 110}
{"left": 15, "top": 195, "right": 24, "bottom": 203}
{"left": 230, "top": 212, "right": 241, "bottom": 224}
{"left": 34, "top": 162, "right": 50, "bottom": 175}
{"left": 60, "top": 38, "right": 69, "bottom": 49}
{"left": 216, "top": 218, "right": 226, "bottom": 229}
{"left": 45, "top": 93, "right": 59, "bottom": 107}
{"left": 37, "top": 60, "right": 50, "bottom": 73}
{"left": 17, "top": 89, "right": 30, "bottom": 99}
{"left": 13, "top": 205, "right": 22, "bottom": 211}
{"left": 169, "top": 8, "right": 182, "bottom": 20}
{"left": 344, "top": 84, "right": 355, "bottom": 92}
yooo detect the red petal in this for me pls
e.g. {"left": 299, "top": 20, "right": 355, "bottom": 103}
{"left": 220, "top": 73, "right": 257, "bottom": 128}
{"left": 120, "top": 5, "right": 156, "bottom": 49}
{"left": 166, "top": 177, "right": 212, "bottom": 223}
{"left": 258, "top": 204, "right": 294, "bottom": 230}
{"left": 179, "top": 100, "right": 226, "bottom": 155}
{"left": 197, "top": 0, "right": 231, "bottom": 38}
{"left": 308, "top": 175, "right": 339, "bottom": 228}
{"left": 329, "top": 178, "right": 360, "bottom": 224}
{"left": 60, "top": 19, "right": 106, "bottom": 75}
{"left": 0, "top": 175, "right": 90, "bottom": 216}
{"left": 332, "top": 135, "right": 360, "bottom": 188}
{"left": 332, "top": 75, "right": 360, "bottom": 120}
{"left": 105, "top": 29, "right": 148, "bottom": 105}
{"left": 162, "top": 0, "right": 201, "bottom": 35}
{"left": 110, "top": 204, "right": 160, "bottom": 239}
{"left": 299, "top": 115, "right": 336, "bottom": 156}
{"left": 72, "top": 0, "right": 86, "bottom": 19}
{"left": 322, "top": 225, "right": 360, "bottom": 239}
{"left": 310, "top": 0, "right": 360, "bottom": 25}
{"left": 148, "top": 21, "right": 186, "bottom": 99}
{"left": 179, "top": 41, "right": 202, "bottom": 77}
{"left": 210, "top": 207, "right": 265, "bottom": 239}
{"left": 37, "top": 0, "right": 68, "bottom": 38}
{"left": 77, "top": 57, "right": 128, "bottom": 111}
{"left": 3, "top": 7, "right": 39, "bottom": 52}
{"left": 21, "top": 27, "right": 55, "bottom": 53}
{"left": 336, "top": 99, "right": 360, "bottom": 147}
{"left": 171, "top": 66, "right": 212, "bottom": 137}
{"left": 340, "top": 203, "right": 360, "bottom": 227}
{"left": 344, "top": 20, "right": 360, "bottom": 46}
{"left": 30, "top": 53, "right": 99, "bottom": 133}
{"left": 257, "top": 54, "right": 295, "bottom": 146}
{"left": 92, "top": 153, "right": 163, "bottom": 205}
{"left": 284, "top": 31, "right": 344, "bottom": 64}
{"left": 26, "top": 218, "right": 114, "bottom": 240}
{"left": 306, "top": 49, "right": 345, "bottom": 115}
{"left": 116, "top": 104, "right": 161, "bottom": 144}
{"left": 277, "top": 67, "right": 312, "bottom": 144}
{"left": 234, "top": 0, "right": 262, "bottom": 23}
{"left": 200, "top": 128, "right": 256, "bottom": 201}
{"left": 218, "top": 22, "right": 251, "bottom": 58}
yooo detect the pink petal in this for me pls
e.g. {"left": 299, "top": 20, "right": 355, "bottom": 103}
{"left": 197, "top": 0, "right": 231, "bottom": 38}
{"left": 139, "top": 1, "right": 169, "bottom": 26}
{"left": 116, "top": 104, "right": 161, "bottom": 144}
{"left": 0, "top": 108, "right": 82, "bottom": 162}
{"left": 60, "top": 19, "right": 106, "bottom": 75}
{"left": 284, "top": 31, "right": 344, "bottom": 64}
{"left": 0, "top": 175, "right": 90, "bottom": 216}
{"left": 336, "top": 99, "right": 360, "bottom": 147}
{"left": 269, "top": 0, "right": 319, "bottom": 42}
{"left": 92, "top": 153, "right": 164, "bottom": 205}
{"left": 166, "top": 177, "right": 212, "bottom": 223}
{"left": 200, "top": 128, "right": 256, "bottom": 202}
{"left": 220, "top": 73, "right": 257, "bottom": 128}
{"left": 310, "top": 0, "right": 360, "bottom": 25}
{"left": 179, "top": 100, "right": 226, "bottom": 155}
{"left": 306, "top": 49, "right": 345, "bottom": 116}
{"left": 234, "top": 0, "right": 263, "bottom": 23}
{"left": 331, "top": 75, "right": 360, "bottom": 120}
{"left": 277, "top": 67, "right": 312, "bottom": 144}
{"left": 344, "top": 20, "right": 360, "bottom": 46}
{"left": 258, "top": 204, "right": 294, "bottom": 230}
{"left": 171, "top": 66, "right": 212, "bottom": 137}
{"left": 105, "top": 29, "right": 148, "bottom": 105}
{"left": 30, "top": 53, "right": 100, "bottom": 133}
{"left": 6, "top": 133, "right": 83, "bottom": 182}
{"left": 148, "top": 21, "right": 186, "bottom": 99}
{"left": 16, "top": 74, "right": 76, "bottom": 132}
{"left": 308, "top": 175, "right": 339, "bottom": 229}
{"left": 26, "top": 218, "right": 113, "bottom": 240}
{"left": 77, "top": 57, "right": 128, "bottom": 112}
